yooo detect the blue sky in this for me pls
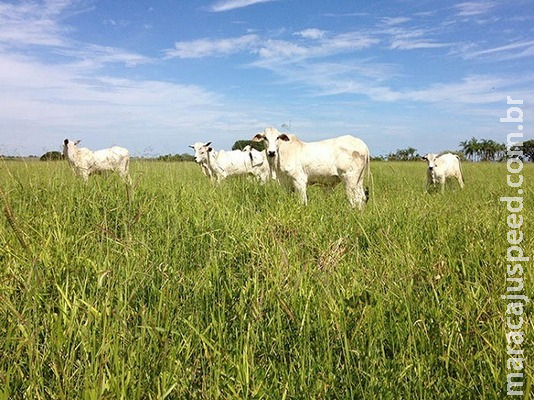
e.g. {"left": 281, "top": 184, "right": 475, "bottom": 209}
{"left": 0, "top": 0, "right": 532, "bottom": 156}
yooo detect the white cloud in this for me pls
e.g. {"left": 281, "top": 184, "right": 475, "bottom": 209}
{"left": 0, "top": 0, "right": 150, "bottom": 70}
{"left": 381, "top": 17, "right": 411, "bottom": 26}
{"left": 63, "top": 44, "right": 152, "bottom": 68}
{"left": 323, "top": 12, "right": 369, "bottom": 18}
{"left": 463, "top": 40, "right": 534, "bottom": 60}
{"left": 404, "top": 75, "right": 504, "bottom": 104}
{"left": 326, "top": 32, "right": 379, "bottom": 52}
{"left": 380, "top": 25, "right": 454, "bottom": 51}
{"left": 257, "top": 39, "right": 309, "bottom": 59}
{"left": 294, "top": 28, "right": 326, "bottom": 40}
{"left": 390, "top": 39, "right": 452, "bottom": 50}
{"left": 454, "top": 2, "right": 496, "bottom": 16}
{"left": 257, "top": 32, "right": 379, "bottom": 62}
{"left": 209, "top": 0, "right": 276, "bottom": 12}
{"left": 0, "top": 53, "right": 232, "bottom": 155}
{"left": 0, "top": 0, "right": 72, "bottom": 47}
{"left": 165, "top": 34, "right": 259, "bottom": 58}
{"left": 165, "top": 31, "right": 378, "bottom": 61}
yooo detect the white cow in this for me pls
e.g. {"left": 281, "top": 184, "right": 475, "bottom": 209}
{"left": 189, "top": 142, "right": 218, "bottom": 179}
{"left": 422, "top": 153, "right": 465, "bottom": 192}
{"left": 63, "top": 139, "right": 130, "bottom": 183}
{"left": 190, "top": 142, "right": 269, "bottom": 183}
{"left": 242, "top": 145, "right": 273, "bottom": 182}
{"left": 253, "top": 127, "right": 370, "bottom": 209}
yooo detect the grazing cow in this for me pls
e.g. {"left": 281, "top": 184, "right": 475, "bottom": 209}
{"left": 189, "top": 142, "right": 269, "bottom": 183}
{"left": 252, "top": 127, "right": 370, "bottom": 209}
{"left": 422, "top": 153, "right": 465, "bottom": 192}
{"left": 63, "top": 139, "right": 130, "bottom": 183}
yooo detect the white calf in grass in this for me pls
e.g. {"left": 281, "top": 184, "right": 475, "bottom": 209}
{"left": 190, "top": 142, "right": 270, "bottom": 183}
{"left": 189, "top": 142, "right": 218, "bottom": 180}
{"left": 252, "top": 127, "right": 370, "bottom": 209}
{"left": 422, "top": 153, "right": 465, "bottom": 192}
{"left": 63, "top": 139, "right": 130, "bottom": 183}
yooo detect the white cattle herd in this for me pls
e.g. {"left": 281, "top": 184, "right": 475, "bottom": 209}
{"left": 63, "top": 128, "right": 465, "bottom": 208}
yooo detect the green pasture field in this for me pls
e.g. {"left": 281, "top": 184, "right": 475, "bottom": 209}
{"left": 0, "top": 159, "right": 532, "bottom": 399}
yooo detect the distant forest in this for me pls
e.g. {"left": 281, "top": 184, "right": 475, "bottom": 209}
{"left": 3, "top": 137, "right": 533, "bottom": 162}
{"left": 384, "top": 138, "right": 533, "bottom": 162}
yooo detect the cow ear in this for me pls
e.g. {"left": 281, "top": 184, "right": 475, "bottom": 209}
{"left": 205, "top": 141, "right": 212, "bottom": 147}
{"left": 189, "top": 145, "right": 194, "bottom": 149}
{"left": 252, "top": 134, "right": 264, "bottom": 142}
{"left": 278, "top": 134, "right": 290, "bottom": 142}
{"left": 74, "top": 140, "right": 81, "bottom": 145}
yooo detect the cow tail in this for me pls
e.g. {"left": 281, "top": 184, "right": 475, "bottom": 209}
{"left": 354, "top": 150, "right": 371, "bottom": 203}
{"left": 456, "top": 155, "right": 465, "bottom": 183}
{"left": 366, "top": 151, "right": 371, "bottom": 183}
{"left": 365, "top": 151, "right": 372, "bottom": 202}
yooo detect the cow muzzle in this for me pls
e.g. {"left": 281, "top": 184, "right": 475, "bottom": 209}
{"left": 267, "top": 151, "right": 276, "bottom": 158}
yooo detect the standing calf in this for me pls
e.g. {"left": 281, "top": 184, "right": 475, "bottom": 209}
{"left": 253, "top": 127, "right": 370, "bottom": 209}
{"left": 242, "top": 145, "right": 273, "bottom": 182}
{"left": 63, "top": 139, "right": 130, "bottom": 183}
{"left": 189, "top": 142, "right": 218, "bottom": 180}
{"left": 422, "top": 153, "right": 465, "bottom": 192}
{"left": 190, "top": 142, "right": 270, "bottom": 183}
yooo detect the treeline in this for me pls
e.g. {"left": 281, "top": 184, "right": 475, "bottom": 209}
{"left": 459, "top": 137, "right": 533, "bottom": 162}
{"left": 385, "top": 138, "right": 533, "bottom": 162}
{"left": 33, "top": 151, "right": 196, "bottom": 162}
{"left": 9, "top": 137, "right": 534, "bottom": 162}
{"left": 153, "top": 153, "right": 194, "bottom": 162}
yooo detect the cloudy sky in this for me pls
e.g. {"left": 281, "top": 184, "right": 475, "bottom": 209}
{"left": 0, "top": 0, "right": 532, "bottom": 156}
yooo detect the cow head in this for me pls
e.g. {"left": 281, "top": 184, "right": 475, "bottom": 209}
{"left": 252, "top": 127, "right": 290, "bottom": 158}
{"left": 422, "top": 153, "right": 438, "bottom": 170}
{"left": 189, "top": 142, "right": 212, "bottom": 164}
{"left": 63, "top": 139, "right": 82, "bottom": 156}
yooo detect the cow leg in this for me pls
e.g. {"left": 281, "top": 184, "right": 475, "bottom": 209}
{"left": 426, "top": 171, "right": 434, "bottom": 193}
{"left": 457, "top": 173, "right": 465, "bottom": 189}
{"left": 292, "top": 176, "right": 308, "bottom": 205}
{"left": 342, "top": 173, "right": 366, "bottom": 210}
{"left": 440, "top": 177, "right": 446, "bottom": 193}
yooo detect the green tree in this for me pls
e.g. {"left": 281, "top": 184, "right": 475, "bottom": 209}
{"left": 459, "top": 137, "right": 480, "bottom": 162}
{"left": 232, "top": 140, "right": 265, "bottom": 151}
{"left": 387, "top": 147, "right": 419, "bottom": 161}
{"left": 521, "top": 139, "right": 534, "bottom": 161}
{"left": 40, "top": 151, "right": 64, "bottom": 161}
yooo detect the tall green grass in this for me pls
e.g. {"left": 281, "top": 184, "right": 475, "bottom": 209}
{"left": 0, "top": 159, "right": 532, "bottom": 399}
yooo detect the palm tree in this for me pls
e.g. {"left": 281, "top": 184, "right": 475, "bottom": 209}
{"left": 388, "top": 147, "right": 419, "bottom": 161}
{"left": 459, "top": 137, "right": 480, "bottom": 162}
{"left": 406, "top": 147, "right": 418, "bottom": 160}
{"left": 479, "top": 139, "right": 504, "bottom": 161}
